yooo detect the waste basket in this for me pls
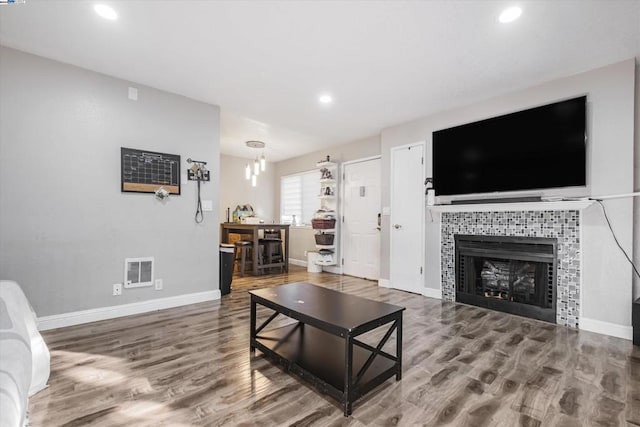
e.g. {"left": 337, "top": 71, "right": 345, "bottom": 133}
{"left": 220, "top": 243, "right": 235, "bottom": 295}
{"left": 307, "top": 251, "right": 322, "bottom": 273}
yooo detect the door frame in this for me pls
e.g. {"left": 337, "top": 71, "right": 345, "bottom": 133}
{"left": 340, "top": 155, "right": 382, "bottom": 278}
{"left": 389, "top": 141, "right": 426, "bottom": 294}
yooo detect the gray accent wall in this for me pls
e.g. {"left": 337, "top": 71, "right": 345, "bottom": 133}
{"left": 0, "top": 47, "right": 221, "bottom": 317}
{"left": 634, "top": 62, "right": 640, "bottom": 300}
{"left": 380, "top": 58, "right": 636, "bottom": 329}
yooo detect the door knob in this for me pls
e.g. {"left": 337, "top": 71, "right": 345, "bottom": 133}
{"left": 394, "top": 224, "right": 402, "bottom": 229}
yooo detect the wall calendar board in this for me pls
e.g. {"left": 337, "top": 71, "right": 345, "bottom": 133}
{"left": 121, "top": 147, "right": 181, "bottom": 194}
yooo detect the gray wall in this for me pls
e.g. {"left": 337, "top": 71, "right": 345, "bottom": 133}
{"left": 380, "top": 58, "right": 636, "bottom": 328}
{"left": 0, "top": 47, "right": 221, "bottom": 317}
{"left": 275, "top": 135, "right": 380, "bottom": 262}
{"left": 634, "top": 62, "right": 640, "bottom": 300}
{"left": 219, "top": 154, "right": 277, "bottom": 223}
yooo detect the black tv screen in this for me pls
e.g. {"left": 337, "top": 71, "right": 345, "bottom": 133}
{"left": 432, "top": 96, "right": 586, "bottom": 196}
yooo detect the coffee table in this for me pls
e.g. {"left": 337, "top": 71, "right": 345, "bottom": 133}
{"left": 249, "top": 282, "right": 405, "bottom": 416}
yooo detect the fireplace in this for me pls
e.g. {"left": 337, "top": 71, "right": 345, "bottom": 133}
{"left": 455, "top": 235, "right": 557, "bottom": 323}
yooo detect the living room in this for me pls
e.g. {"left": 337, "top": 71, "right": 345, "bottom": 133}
{"left": 1, "top": 1, "right": 639, "bottom": 426}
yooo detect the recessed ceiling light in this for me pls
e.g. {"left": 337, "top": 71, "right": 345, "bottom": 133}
{"left": 318, "top": 94, "right": 333, "bottom": 104}
{"left": 499, "top": 6, "right": 522, "bottom": 23}
{"left": 94, "top": 4, "right": 118, "bottom": 20}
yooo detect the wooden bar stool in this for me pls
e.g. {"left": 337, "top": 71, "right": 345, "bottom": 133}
{"left": 259, "top": 237, "right": 284, "bottom": 273}
{"left": 234, "top": 240, "right": 255, "bottom": 277}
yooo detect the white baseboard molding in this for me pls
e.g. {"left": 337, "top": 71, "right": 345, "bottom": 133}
{"left": 37, "top": 290, "right": 221, "bottom": 331}
{"left": 422, "top": 287, "right": 442, "bottom": 299}
{"left": 580, "top": 317, "right": 632, "bottom": 340}
{"left": 322, "top": 266, "right": 341, "bottom": 275}
{"left": 378, "top": 279, "right": 391, "bottom": 288}
{"left": 288, "top": 258, "right": 308, "bottom": 267}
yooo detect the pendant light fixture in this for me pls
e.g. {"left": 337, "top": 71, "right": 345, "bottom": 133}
{"left": 245, "top": 140, "right": 266, "bottom": 185}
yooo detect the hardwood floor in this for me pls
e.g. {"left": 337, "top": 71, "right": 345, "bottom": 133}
{"left": 30, "top": 266, "right": 640, "bottom": 426}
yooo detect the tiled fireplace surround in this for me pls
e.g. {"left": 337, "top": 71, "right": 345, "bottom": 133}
{"left": 441, "top": 210, "right": 580, "bottom": 328}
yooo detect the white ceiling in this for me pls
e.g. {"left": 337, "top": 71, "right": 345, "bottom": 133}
{"left": 1, "top": 1, "right": 639, "bottom": 162}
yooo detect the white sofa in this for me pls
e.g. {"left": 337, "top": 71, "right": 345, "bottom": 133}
{"left": 0, "top": 280, "right": 50, "bottom": 427}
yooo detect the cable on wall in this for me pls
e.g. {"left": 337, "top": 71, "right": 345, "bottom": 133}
{"left": 590, "top": 198, "right": 640, "bottom": 280}
{"left": 195, "top": 177, "right": 204, "bottom": 223}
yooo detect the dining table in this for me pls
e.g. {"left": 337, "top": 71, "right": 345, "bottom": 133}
{"left": 220, "top": 223, "right": 290, "bottom": 275}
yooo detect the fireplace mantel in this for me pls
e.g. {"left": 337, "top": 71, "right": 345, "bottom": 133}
{"left": 429, "top": 200, "right": 593, "bottom": 213}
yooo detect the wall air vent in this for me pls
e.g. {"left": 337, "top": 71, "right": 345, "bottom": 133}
{"left": 124, "top": 257, "right": 154, "bottom": 288}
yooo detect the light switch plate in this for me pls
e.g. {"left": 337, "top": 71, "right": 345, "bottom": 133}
{"left": 128, "top": 87, "right": 138, "bottom": 101}
{"left": 202, "top": 200, "right": 213, "bottom": 211}
{"left": 382, "top": 206, "right": 390, "bottom": 216}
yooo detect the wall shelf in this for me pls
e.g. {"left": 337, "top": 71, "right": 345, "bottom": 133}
{"left": 313, "top": 159, "right": 339, "bottom": 268}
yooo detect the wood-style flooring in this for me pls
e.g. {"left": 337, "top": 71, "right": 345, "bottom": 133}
{"left": 29, "top": 266, "right": 640, "bottom": 426}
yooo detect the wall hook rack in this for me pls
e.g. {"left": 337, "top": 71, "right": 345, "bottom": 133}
{"left": 186, "top": 158, "right": 210, "bottom": 181}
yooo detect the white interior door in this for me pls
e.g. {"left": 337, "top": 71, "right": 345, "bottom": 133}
{"left": 390, "top": 143, "right": 424, "bottom": 294}
{"left": 342, "top": 158, "right": 381, "bottom": 280}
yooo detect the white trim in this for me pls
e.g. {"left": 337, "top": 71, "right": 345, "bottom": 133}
{"left": 428, "top": 200, "right": 593, "bottom": 213}
{"left": 288, "top": 258, "right": 307, "bottom": 267}
{"left": 37, "top": 290, "right": 221, "bottom": 331}
{"left": 580, "top": 317, "right": 632, "bottom": 340}
{"left": 323, "top": 266, "right": 342, "bottom": 275}
{"left": 422, "top": 287, "right": 442, "bottom": 299}
{"left": 340, "top": 155, "right": 382, "bottom": 167}
{"left": 378, "top": 279, "right": 391, "bottom": 288}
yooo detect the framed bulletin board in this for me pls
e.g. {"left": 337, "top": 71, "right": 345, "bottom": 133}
{"left": 121, "top": 147, "right": 181, "bottom": 194}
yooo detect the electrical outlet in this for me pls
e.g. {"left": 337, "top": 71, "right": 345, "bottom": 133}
{"left": 113, "top": 283, "right": 122, "bottom": 296}
{"left": 155, "top": 279, "right": 163, "bottom": 290}
{"left": 304, "top": 250, "right": 308, "bottom": 257}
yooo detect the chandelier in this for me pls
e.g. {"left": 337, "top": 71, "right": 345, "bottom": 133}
{"left": 244, "top": 140, "right": 266, "bottom": 187}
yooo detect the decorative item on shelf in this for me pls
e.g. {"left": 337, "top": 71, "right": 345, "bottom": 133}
{"left": 425, "top": 177, "right": 435, "bottom": 206}
{"left": 244, "top": 140, "right": 266, "bottom": 186}
{"left": 320, "top": 167, "right": 333, "bottom": 180}
{"left": 324, "top": 187, "right": 334, "bottom": 196}
{"left": 311, "top": 218, "right": 336, "bottom": 229}
{"left": 233, "top": 204, "right": 255, "bottom": 223}
{"left": 315, "top": 232, "right": 335, "bottom": 245}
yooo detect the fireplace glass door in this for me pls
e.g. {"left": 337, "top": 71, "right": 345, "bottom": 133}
{"left": 455, "top": 235, "right": 557, "bottom": 323}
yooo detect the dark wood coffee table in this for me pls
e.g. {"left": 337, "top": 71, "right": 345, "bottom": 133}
{"left": 249, "top": 282, "right": 405, "bottom": 416}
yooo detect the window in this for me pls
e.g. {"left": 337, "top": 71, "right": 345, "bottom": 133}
{"left": 281, "top": 170, "right": 320, "bottom": 225}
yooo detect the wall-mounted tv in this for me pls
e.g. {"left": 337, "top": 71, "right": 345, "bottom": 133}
{"left": 432, "top": 96, "right": 586, "bottom": 197}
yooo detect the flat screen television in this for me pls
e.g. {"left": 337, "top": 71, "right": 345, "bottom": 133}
{"left": 432, "top": 96, "right": 586, "bottom": 197}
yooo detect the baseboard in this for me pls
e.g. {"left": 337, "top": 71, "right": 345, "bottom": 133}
{"left": 322, "top": 266, "right": 341, "bottom": 275}
{"left": 580, "top": 317, "right": 632, "bottom": 340}
{"left": 288, "top": 258, "right": 307, "bottom": 267}
{"left": 378, "top": 279, "right": 390, "bottom": 288}
{"left": 422, "top": 287, "right": 442, "bottom": 299}
{"left": 37, "top": 290, "right": 221, "bottom": 331}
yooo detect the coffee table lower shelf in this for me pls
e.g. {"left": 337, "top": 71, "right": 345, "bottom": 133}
{"left": 252, "top": 322, "right": 397, "bottom": 415}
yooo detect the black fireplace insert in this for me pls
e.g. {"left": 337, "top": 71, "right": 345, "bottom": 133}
{"left": 454, "top": 235, "right": 557, "bottom": 323}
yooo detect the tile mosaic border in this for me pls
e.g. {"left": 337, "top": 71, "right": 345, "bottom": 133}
{"left": 441, "top": 210, "right": 580, "bottom": 328}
